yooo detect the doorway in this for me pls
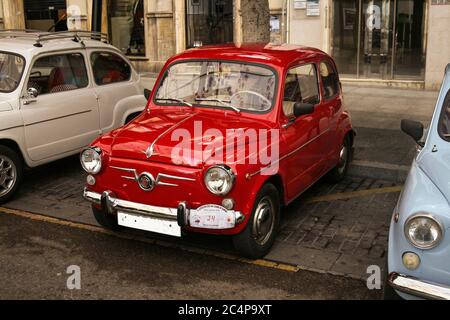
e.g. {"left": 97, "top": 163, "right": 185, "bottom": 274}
{"left": 331, "top": 0, "right": 426, "bottom": 80}
{"left": 185, "top": 0, "right": 234, "bottom": 48}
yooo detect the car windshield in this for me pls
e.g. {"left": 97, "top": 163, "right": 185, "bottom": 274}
{"left": 438, "top": 89, "right": 450, "bottom": 142}
{"left": 154, "top": 60, "right": 276, "bottom": 112}
{"left": 0, "top": 52, "right": 25, "bottom": 93}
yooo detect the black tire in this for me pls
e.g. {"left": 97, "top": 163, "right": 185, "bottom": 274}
{"left": 0, "top": 145, "right": 23, "bottom": 204}
{"left": 92, "top": 205, "right": 123, "bottom": 231}
{"left": 328, "top": 134, "right": 351, "bottom": 183}
{"left": 232, "top": 183, "right": 280, "bottom": 259}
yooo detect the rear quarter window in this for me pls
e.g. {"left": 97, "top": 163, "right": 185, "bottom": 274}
{"left": 91, "top": 52, "right": 131, "bottom": 85}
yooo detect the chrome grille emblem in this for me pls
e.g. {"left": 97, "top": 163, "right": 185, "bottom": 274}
{"left": 111, "top": 166, "right": 195, "bottom": 192}
{"left": 137, "top": 172, "right": 155, "bottom": 191}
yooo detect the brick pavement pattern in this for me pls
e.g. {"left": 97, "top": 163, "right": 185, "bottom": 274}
{"left": 3, "top": 155, "right": 399, "bottom": 280}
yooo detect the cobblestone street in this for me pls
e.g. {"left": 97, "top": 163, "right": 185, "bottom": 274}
{"left": 2, "top": 83, "right": 436, "bottom": 284}
{"left": 3, "top": 154, "right": 400, "bottom": 281}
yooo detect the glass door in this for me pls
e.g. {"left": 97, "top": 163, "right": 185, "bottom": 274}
{"left": 360, "top": 0, "right": 395, "bottom": 79}
{"left": 331, "top": 0, "right": 426, "bottom": 81}
{"left": 393, "top": 0, "right": 426, "bottom": 80}
{"left": 331, "top": 0, "right": 360, "bottom": 78}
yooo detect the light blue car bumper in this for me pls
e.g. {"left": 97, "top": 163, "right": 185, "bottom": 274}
{"left": 388, "top": 272, "right": 450, "bottom": 300}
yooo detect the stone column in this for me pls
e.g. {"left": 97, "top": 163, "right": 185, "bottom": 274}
{"left": 425, "top": 1, "right": 450, "bottom": 90}
{"left": 240, "top": 0, "right": 270, "bottom": 43}
{"left": 146, "top": 0, "right": 176, "bottom": 72}
{"left": 1, "top": 0, "right": 25, "bottom": 30}
{"left": 66, "top": 0, "right": 89, "bottom": 31}
{"left": 0, "top": 2, "right": 4, "bottom": 30}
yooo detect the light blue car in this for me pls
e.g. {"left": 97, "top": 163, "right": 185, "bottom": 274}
{"left": 385, "top": 64, "right": 450, "bottom": 300}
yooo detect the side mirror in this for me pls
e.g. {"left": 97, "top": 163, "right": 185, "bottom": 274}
{"left": 144, "top": 88, "right": 151, "bottom": 100}
{"left": 401, "top": 119, "right": 424, "bottom": 146}
{"left": 27, "top": 87, "right": 39, "bottom": 99}
{"left": 294, "top": 102, "right": 315, "bottom": 117}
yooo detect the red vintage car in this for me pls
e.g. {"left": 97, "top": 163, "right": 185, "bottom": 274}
{"left": 81, "top": 43, "right": 355, "bottom": 258}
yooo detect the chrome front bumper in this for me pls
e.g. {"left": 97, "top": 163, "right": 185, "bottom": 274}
{"left": 388, "top": 272, "right": 450, "bottom": 300}
{"left": 83, "top": 188, "right": 244, "bottom": 229}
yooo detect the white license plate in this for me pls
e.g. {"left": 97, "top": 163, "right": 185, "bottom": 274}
{"left": 117, "top": 211, "right": 181, "bottom": 237}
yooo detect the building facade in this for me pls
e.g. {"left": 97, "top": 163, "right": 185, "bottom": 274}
{"left": 0, "top": 0, "right": 448, "bottom": 89}
{"left": 269, "top": 0, "right": 450, "bottom": 89}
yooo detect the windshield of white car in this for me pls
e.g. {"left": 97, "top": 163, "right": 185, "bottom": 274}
{"left": 0, "top": 52, "right": 25, "bottom": 93}
{"left": 153, "top": 61, "right": 276, "bottom": 113}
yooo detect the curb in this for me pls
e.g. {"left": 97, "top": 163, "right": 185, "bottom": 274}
{"left": 349, "top": 160, "right": 410, "bottom": 183}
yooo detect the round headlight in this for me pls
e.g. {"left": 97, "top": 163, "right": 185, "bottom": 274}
{"left": 405, "top": 214, "right": 444, "bottom": 249}
{"left": 80, "top": 147, "right": 102, "bottom": 174}
{"left": 204, "top": 165, "right": 235, "bottom": 196}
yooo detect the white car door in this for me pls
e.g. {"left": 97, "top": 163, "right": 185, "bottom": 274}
{"left": 20, "top": 51, "right": 100, "bottom": 162}
{"left": 89, "top": 50, "right": 145, "bottom": 134}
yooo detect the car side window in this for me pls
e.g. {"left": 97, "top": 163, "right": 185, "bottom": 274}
{"left": 320, "top": 61, "right": 340, "bottom": 100}
{"left": 282, "top": 63, "right": 320, "bottom": 117}
{"left": 27, "top": 53, "right": 88, "bottom": 95}
{"left": 438, "top": 89, "right": 450, "bottom": 141}
{"left": 91, "top": 52, "right": 131, "bottom": 85}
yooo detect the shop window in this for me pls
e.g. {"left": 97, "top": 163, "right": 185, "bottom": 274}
{"left": 28, "top": 53, "right": 88, "bottom": 95}
{"left": 108, "top": 0, "right": 145, "bottom": 56}
{"left": 91, "top": 52, "right": 131, "bottom": 85}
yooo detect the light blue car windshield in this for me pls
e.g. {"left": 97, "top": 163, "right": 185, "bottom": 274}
{"left": 438, "top": 89, "right": 450, "bottom": 142}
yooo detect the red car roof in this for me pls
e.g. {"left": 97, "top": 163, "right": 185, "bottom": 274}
{"left": 169, "top": 43, "right": 328, "bottom": 69}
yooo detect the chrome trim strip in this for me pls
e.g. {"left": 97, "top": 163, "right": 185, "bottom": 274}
{"left": 111, "top": 166, "right": 195, "bottom": 187}
{"left": 25, "top": 110, "right": 92, "bottom": 126}
{"left": 249, "top": 128, "right": 330, "bottom": 178}
{"left": 144, "top": 112, "right": 197, "bottom": 158}
{"left": 388, "top": 272, "right": 450, "bottom": 300}
{"left": 83, "top": 188, "right": 177, "bottom": 220}
{"left": 83, "top": 188, "right": 244, "bottom": 228}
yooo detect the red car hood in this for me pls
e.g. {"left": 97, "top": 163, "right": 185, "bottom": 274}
{"left": 109, "top": 110, "right": 273, "bottom": 168}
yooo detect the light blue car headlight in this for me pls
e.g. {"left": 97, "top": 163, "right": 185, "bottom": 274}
{"left": 404, "top": 213, "right": 444, "bottom": 249}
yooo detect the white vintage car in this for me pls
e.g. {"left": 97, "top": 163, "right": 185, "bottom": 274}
{"left": 0, "top": 30, "right": 147, "bottom": 203}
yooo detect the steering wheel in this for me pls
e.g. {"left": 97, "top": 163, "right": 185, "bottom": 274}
{"left": 230, "top": 90, "right": 271, "bottom": 109}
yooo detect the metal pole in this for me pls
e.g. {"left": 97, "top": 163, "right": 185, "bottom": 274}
{"left": 91, "top": 0, "right": 102, "bottom": 33}
{"left": 356, "top": 0, "right": 362, "bottom": 78}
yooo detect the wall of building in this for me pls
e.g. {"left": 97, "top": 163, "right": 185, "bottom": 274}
{"left": 425, "top": 3, "right": 450, "bottom": 90}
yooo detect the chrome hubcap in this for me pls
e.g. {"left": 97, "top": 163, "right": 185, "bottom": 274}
{"left": 337, "top": 144, "right": 348, "bottom": 175}
{"left": 0, "top": 156, "right": 16, "bottom": 197}
{"left": 252, "top": 196, "right": 275, "bottom": 246}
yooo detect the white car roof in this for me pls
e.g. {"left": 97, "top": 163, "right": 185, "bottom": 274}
{"left": 0, "top": 31, "right": 119, "bottom": 59}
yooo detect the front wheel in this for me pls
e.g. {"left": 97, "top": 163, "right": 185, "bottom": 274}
{"left": 0, "top": 145, "right": 23, "bottom": 204}
{"left": 232, "top": 183, "right": 280, "bottom": 259}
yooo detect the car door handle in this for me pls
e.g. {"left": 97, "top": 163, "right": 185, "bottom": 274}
{"left": 23, "top": 99, "right": 37, "bottom": 105}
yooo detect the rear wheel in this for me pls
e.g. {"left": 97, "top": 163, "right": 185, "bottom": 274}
{"left": 0, "top": 145, "right": 23, "bottom": 204}
{"left": 92, "top": 205, "right": 123, "bottom": 231}
{"left": 328, "top": 135, "right": 351, "bottom": 182}
{"left": 232, "top": 183, "right": 280, "bottom": 259}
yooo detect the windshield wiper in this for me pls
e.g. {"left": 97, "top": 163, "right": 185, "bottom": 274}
{"left": 156, "top": 98, "right": 193, "bottom": 107}
{"left": 195, "top": 98, "right": 240, "bottom": 113}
